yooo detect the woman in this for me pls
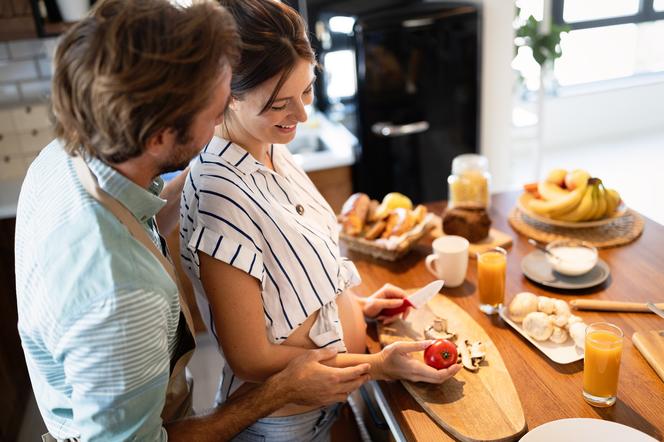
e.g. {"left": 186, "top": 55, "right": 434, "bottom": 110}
{"left": 180, "top": 0, "right": 460, "bottom": 439}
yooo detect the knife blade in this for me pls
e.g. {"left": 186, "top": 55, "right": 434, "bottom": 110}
{"left": 379, "top": 280, "right": 444, "bottom": 317}
{"left": 647, "top": 302, "right": 664, "bottom": 320}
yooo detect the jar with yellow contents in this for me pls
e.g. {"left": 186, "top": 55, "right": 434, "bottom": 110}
{"left": 448, "top": 154, "right": 491, "bottom": 208}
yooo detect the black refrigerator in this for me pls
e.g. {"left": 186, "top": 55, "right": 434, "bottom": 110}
{"left": 352, "top": 2, "right": 481, "bottom": 204}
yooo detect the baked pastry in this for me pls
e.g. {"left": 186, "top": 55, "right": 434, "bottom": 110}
{"left": 381, "top": 207, "right": 416, "bottom": 239}
{"left": 442, "top": 206, "right": 491, "bottom": 243}
{"left": 363, "top": 221, "right": 386, "bottom": 240}
{"left": 341, "top": 193, "right": 370, "bottom": 236}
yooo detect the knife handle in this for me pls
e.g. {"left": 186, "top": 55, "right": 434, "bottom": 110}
{"left": 570, "top": 300, "right": 664, "bottom": 312}
{"left": 379, "top": 298, "right": 414, "bottom": 317}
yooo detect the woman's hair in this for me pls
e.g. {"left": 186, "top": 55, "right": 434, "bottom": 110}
{"left": 219, "top": 0, "right": 315, "bottom": 114}
{"left": 51, "top": 0, "right": 239, "bottom": 163}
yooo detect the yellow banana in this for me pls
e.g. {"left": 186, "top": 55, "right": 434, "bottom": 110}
{"left": 591, "top": 183, "right": 607, "bottom": 220}
{"left": 537, "top": 181, "right": 570, "bottom": 201}
{"left": 527, "top": 179, "right": 589, "bottom": 216}
{"left": 553, "top": 183, "right": 595, "bottom": 222}
{"left": 604, "top": 187, "right": 621, "bottom": 217}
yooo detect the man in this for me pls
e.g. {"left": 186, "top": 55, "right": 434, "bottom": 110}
{"left": 15, "top": 1, "right": 370, "bottom": 440}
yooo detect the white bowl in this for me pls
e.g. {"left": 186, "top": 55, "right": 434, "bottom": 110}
{"left": 545, "top": 240, "right": 598, "bottom": 276}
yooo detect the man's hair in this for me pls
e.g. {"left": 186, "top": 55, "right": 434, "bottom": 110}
{"left": 52, "top": 0, "right": 238, "bottom": 163}
{"left": 219, "top": 0, "right": 316, "bottom": 114}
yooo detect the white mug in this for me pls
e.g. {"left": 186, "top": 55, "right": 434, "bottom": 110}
{"left": 425, "top": 235, "right": 469, "bottom": 287}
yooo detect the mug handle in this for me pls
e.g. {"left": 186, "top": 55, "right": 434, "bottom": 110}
{"left": 425, "top": 254, "right": 439, "bottom": 277}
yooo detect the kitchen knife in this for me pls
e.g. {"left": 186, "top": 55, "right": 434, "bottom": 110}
{"left": 379, "top": 280, "right": 444, "bottom": 317}
{"left": 570, "top": 299, "right": 664, "bottom": 312}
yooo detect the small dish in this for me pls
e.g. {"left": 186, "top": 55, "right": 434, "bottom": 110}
{"left": 545, "top": 240, "right": 597, "bottom": 276}
{"left": 499, "top": 307, "right": 584, "bottom": 364}
{"left": 521, "top": 250, "right": 610, "bottom": 290}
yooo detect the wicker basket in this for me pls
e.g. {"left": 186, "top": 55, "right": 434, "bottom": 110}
{"left": 339, "top": 216, "right": 438, "bottom": 261}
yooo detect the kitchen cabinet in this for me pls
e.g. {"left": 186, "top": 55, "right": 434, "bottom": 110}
{"left": 307, "top": 165, "right": 353, "bottom": 213}
{"left": 0, "top": 0, "right": 37, "bottom": 41}
{"left": 0, "top": 218, "right": 30, "bottom": 442}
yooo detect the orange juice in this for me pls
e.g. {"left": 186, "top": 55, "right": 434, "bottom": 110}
{"left": 583, "top": 323, "right": 623, "bottom": 407}
{"left": 477, "top": 247, "right": 506, "bottom": 314}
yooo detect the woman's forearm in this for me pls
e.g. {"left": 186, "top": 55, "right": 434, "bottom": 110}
{"left": 228, "top": 342, "right": 385, "bottom": 383}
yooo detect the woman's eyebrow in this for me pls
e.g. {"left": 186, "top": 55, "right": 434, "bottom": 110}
{"left": 272, "top": 76, "right": 317, "bottom": 103}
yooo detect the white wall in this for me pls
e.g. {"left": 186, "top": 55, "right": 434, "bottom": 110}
{"left": 542, "top": 80, "right": 664, "bottom": 149}
{"left": 467, "top": 0, "right": 515, "bottom": 192}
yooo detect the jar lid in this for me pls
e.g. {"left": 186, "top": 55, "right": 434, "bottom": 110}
{"left": 452, "top": 154, "right": 489, "bottom": 174}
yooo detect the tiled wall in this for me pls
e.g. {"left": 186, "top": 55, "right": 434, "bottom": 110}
{"left": 0, "top": 38, "right": 58, "bottom": 106}
{"left": 0, "top": 38, "right": 58, "bottom": 181}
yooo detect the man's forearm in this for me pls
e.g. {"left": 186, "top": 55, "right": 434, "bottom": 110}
{"left": 165, "top": 375, "right": 288, "bottom": 441}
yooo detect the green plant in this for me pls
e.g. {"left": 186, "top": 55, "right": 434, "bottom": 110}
{"left": 515, "top": 8, "right": 570, "bottom": 66}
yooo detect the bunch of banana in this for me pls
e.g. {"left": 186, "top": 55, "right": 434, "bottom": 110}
{"left": 524, "top": 169, "right": 622, "bottom": 222}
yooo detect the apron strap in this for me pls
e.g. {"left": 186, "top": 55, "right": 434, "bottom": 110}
{"left": 72, "top": 155, "right": 195, "bottom": 334}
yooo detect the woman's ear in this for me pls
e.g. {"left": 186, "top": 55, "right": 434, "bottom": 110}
{"left": 227, "top": 95, "right": 239, "bottom": 112}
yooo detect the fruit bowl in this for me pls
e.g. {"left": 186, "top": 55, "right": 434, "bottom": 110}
{"left": 517, "top": 193, "right": 627, "bottom": 229}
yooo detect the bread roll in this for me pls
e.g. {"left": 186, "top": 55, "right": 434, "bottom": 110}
{"left": 341, "top": 193, "right": 370, "bottom": 236}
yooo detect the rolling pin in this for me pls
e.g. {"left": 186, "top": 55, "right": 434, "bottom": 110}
{"left": 570, "top": 300, "right": 664, "bottom": 312}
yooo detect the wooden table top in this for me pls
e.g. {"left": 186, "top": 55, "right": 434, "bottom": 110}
{"left": 347, "top": 192, "right": 664, "bottom": 441}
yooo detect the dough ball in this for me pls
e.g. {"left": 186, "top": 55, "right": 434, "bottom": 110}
{"left": 569, "top": 322, "right": 587, "bottom": 349}
{"left": 538, "top": 296, "right": 555, "bottom": 314}
{"left": 508, "top": 292, "right": 539, "bottom": 323}
{"left": 523, "top": 312, "right": 554, "bottom": 341}
{"left": 553, "top": 299, "right": 571, "bottom": 316}
{"left": 553, "top": 313, "right": 570, "bottom": 328}
{"left": 550, "top": 326, "right": 569, "bottom": 344}
{"left": 566, "top": 315, "right": 583, "bottom": 328}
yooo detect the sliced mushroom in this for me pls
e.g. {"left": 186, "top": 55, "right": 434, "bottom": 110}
{"left": 457, "top": 339, "right": 486, "bottom": 372}
{"left": 424, "top": 316, "right": 456, "bottom": 341}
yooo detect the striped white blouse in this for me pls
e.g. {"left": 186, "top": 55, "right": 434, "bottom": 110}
{"left": 180, "top": 136, "right": 360, "bottom": 403}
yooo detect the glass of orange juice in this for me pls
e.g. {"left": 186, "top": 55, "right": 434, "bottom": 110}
{"left": 583, "top": 322, "right": 623, "bottom": 407}
{"left": 477, "top": 247, "right": 507, "bottom": 314}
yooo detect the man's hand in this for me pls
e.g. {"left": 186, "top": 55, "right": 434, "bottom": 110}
{"left": 374, "top": 340, "right": 461, "bottom": 383}
{"left": 361, "top": 283, "right": 410, "bottom": 324}
{"left": 268, "top": 348, "right": 371, "bottom": 406}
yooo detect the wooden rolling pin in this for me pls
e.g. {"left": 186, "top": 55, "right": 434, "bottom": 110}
{"left": 570, "top": 300, "right": 664, "bottom": 312}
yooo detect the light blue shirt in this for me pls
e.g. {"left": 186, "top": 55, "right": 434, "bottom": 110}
{"left": 15, "top": 140, "right": 180, "bottom": 441}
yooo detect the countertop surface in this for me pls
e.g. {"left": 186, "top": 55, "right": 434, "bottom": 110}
{"left": 354, "top": 192, "right": 663, "bottom": 441}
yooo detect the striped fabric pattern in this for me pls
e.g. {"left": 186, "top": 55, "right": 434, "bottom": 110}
{"left": 180, "top": 137, "right": 360, "bottom": 403}
{"left": 15, "top": 140, "right": 178, "bottom": 441}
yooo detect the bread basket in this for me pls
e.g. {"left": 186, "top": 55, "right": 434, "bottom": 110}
{"left": 339, "top": 214, "right": 438, "bottom": 261}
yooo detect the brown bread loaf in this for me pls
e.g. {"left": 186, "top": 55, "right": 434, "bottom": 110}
{"left": 442, "top": 206, "right": 491, "bottom": 243}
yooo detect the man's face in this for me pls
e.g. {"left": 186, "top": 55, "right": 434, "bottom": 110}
{"left": 159, "top": 67, "right": 232, "bottom": 173}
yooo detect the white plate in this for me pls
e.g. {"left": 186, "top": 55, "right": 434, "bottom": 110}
{"left": 521, "top": 418, "right": 657, "bottom": 442}
{"left": 499, "top": 307, "right": 584, "bottom": 364}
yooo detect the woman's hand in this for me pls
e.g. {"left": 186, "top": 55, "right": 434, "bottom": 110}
{"left": 373, "top": 340, "right": 461, "bottom": 383}
{"left": 360, "top": 283, "right": 410, "bottom": 324}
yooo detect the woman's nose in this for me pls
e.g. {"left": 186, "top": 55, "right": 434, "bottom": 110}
{"left": 292, "top": 100, "right": 308, "bottom": 122}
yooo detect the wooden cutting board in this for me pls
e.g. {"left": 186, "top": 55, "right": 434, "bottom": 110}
{"left": 378, "top": 294, "right": 526, "bottom": 442}
{"left": 633, "top": 330, "right": 664, "bottom": 383}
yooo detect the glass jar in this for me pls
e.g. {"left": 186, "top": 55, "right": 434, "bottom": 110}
{"left": 448, "top": 154, "right": 491, "bottom": 208}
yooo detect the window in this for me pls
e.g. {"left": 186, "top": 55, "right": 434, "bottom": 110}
{"left": 551, "top": 0, "right": 664, "bottom": 86}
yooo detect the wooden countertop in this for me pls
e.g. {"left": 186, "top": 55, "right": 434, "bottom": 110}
{"left": 346, "top": 192, "right": 664, "bottom": 441}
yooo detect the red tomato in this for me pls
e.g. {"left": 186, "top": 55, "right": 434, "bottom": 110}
{"left": 424, "top": 339, "right": 458, "bottom": 370}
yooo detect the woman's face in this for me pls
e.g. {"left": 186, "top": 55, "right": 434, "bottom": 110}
{"left": 230, "top": 58, "right": 315, "bottom": 146}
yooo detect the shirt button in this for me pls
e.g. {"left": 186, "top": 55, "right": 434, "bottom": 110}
{"left": 295, "top": 204, "right": 304, "bottom": 215}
